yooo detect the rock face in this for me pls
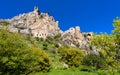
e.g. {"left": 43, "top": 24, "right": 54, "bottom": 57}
{"left": 7, "top": 6, "right": 61, "bottom": 39}
{"left": 0, "top": 6, "right": 95, "bottom": 53}
{"left": 61, "top": 26, "right": 83, "bottom": 47}
{"left": 61, "top": 26, "right": 93, "bottom": 50}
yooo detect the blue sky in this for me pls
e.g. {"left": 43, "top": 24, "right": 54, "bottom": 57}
{"left": 0, "top": 0, "right": 120, "bottom": 34}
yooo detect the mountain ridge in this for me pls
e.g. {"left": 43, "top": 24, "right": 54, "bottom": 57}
{"left": 0, "top": 6, "right": 95, "bottom": 53}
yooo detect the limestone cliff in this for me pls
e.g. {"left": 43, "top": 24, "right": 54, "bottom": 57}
{"left": 0, "top": 6, "right": 95, "bottom": 53}
{"left": 60, "top": 26, "right": 94, "bottom": 53}
{"left": 7, "top": 6, "right": 62, "bottom": 39}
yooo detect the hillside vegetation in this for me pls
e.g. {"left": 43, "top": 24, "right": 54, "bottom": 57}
{"left": 1, "top": 17, "right": 120, "bottom": 75}
{"left": 0, "top": 30, "right": 51, "bottom": 75}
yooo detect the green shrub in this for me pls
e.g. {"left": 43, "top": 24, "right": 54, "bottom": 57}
{"left": 97, "top": 70, "right": 108, "bottom": 75}
{"left": 30, "top": 47, "right": 51, "bottom": 73}
{"left": 43, "top": 43, "right": 48, "bottom": 50}
{"left": 54, "top": 43, "right": 59, "bottom": 48}
{"left": 82, "top": 53, "right": 104, "bottom": 69}
{"left": 90, "top": 33, "right": 118, "bottom": 70}
{"left": 0, "top": 21, "right": 9, "bottom": 26}
{"left": 54, "top": 33, "right": 61, "bottom": 41}
{"left": 46, "top": 36, "right": 54, "bottom": 44}
{"left": 78, "top": 66, "right": 96, "bottom": 72}
{"left": 59, "top": 47, "right": 84, "bottom": 67}
{"left": 35, "top": 37, "right": 43, "bottom": 42}
{"left": 0, "top": 30, "right": 51, "bottom": 75}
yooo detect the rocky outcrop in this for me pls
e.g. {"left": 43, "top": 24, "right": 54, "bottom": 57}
{"left": 60, "top": 26, "right": 93, "bottom": 50}
{"left": 61, "top": 26, "right": 83, "bottom": 47}
{"left": 7, "top": 6, "right": 62, "bottom": 39}
{"left": 0, "top": 6, "right": 96, "bottom": 53}
{"left": 0, "top": 20, "right": 9, "bottom": 29}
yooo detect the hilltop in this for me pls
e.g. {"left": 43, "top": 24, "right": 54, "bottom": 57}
{"left": 1, "top": 6, "right": 120, "bottom": 75}
{"left": 0, "top": 6, "right": 95, "bottom": 53}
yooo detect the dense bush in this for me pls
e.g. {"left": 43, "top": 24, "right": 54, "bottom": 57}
{"left": 30, "top": 47, "right": 51, "bottom": 73}
{"left": 113, "top": 17, "right": 120, "bottom": 45}
{"left": 78, "top": 66, "right": 96, "bottom": 72}
{"left": 82, "top": 54, "right": 104, "bottom": 69}
{"left": 113, "top": 18, "right": 120, "bottom": 62}
{"left": 54, "top": 33, "right": 61, "bottom": 41}
{"left": 90, "top": 33, "right": 119, "bottom": 70}
{"left": 59, "top": 47, "right": 84, "bottom": 67}
{"left": 86, "top": 18, "right": 120, "bottom": 71}
{"left": 0, "top": 30, "right": 51, "bottom": 75}
{"left": 43, "top": 43, "right": 48, "bottom": 50}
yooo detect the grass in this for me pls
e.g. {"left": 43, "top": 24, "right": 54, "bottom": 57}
{"left": 31, "top": 69, "right": 97, "bottom": 75}
{"left": 0, "top": 21, "right": 9, "bottom": 26}
{"left": 30, "top": 69, "right": 120, "bottom": 75}
{"left": 33, "top": 38, "right": 120, "bottom": 75}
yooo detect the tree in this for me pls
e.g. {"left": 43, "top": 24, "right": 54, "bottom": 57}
{"left": 0, "top": 30, "right": 51, "bottom": 75}
{"left": 113, "top": 17, "right": 120, "bottom": 62}
{"left": 83, "top": 53, "right": 104, "bottom": 69}
{"left": 113, "top": 17, "right": 120, "bottom": 45}
{"left": 90, "top": 33, "right": 117, "bottom": 70}
{"left": 59, "top": 47, "right": 84, "bottom": 67}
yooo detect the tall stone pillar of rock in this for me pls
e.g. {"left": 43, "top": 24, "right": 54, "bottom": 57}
{"left": 75, "top": 26, "right": 83, "bottom": 40}
{"left": 75, "top": 26, "right": 80, "bottom": 33}
{"left": 75, "top": 26, "right": 80, "bottom": 37}
{"left": 34, "top": 6, "right": 41, "bottom": 15}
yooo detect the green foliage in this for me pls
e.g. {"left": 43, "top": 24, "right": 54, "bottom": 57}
{"left": 0, "top": 21, "right": 9, "bottom": 26}
{"left": 52, "top": 43, "right": 59, "bottom": 49}
{"left": 97, "top": 70, "right": 109, "bottom": 75}
{"left": 59, "top": 47, "right": 84, "bottom": 67}
{"left": 90, "top": 33, "right": 119, "bottom": 70}
{"left": 54, "top": 33, "right": 61, "bottom": 41}
{"left": 113, "top": 17, "right": 120, "bottom": 43}
{"left": 78, "top": 66, "right": 96, "bottom": 72}
{"left": 31, "top": 69, "right": 120, "bottom": 75}
{"left": 30, "top": 47, "right": 51, "bottom": 73}
{"left": 82, "top": 54, "right": 104, "bottom": 69}
{"left": 35, "top": 37, "right": 44, "bottom": 42}
{"left": 46, "top": 36, "right": 54, "bottom": 44}
{"left": 91, "top": 33, "right": 115, "bottom": 51}
{"left": 0, "top": 30, "right": 51, "bottom": 75}
{"left": 43, "top": 43, "right": 48, "bottom": 50}
{"left": 112, "top": 18, "right": 120, "bottom": 61}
